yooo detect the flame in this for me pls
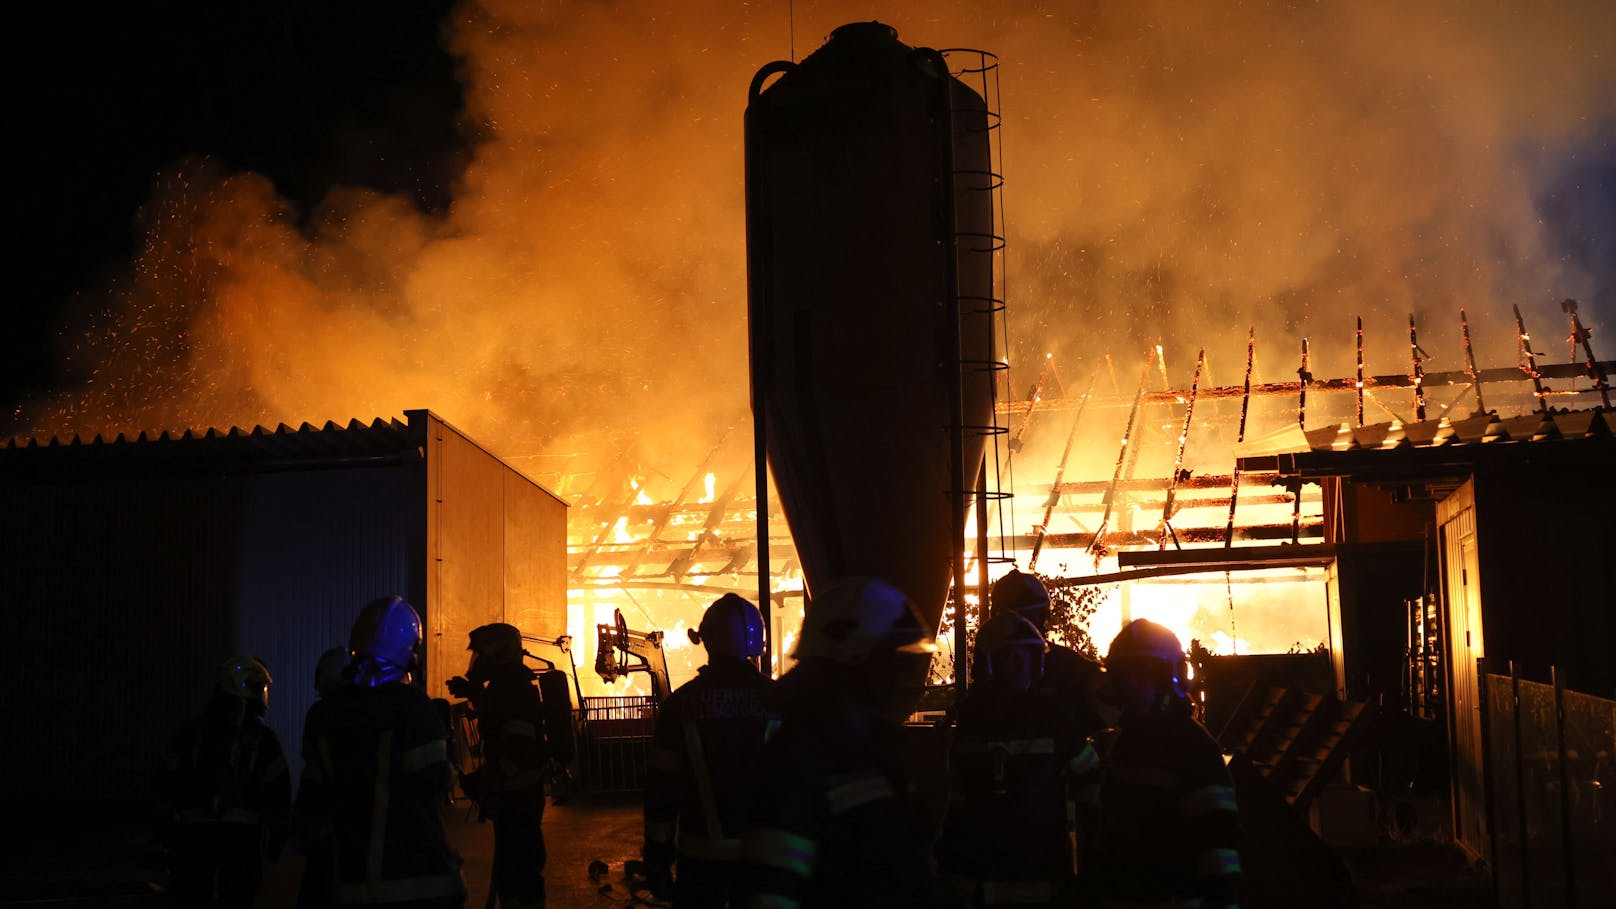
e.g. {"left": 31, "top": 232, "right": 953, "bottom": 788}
{"left": 699, "top": 472, "right": 717, "bottom": 504}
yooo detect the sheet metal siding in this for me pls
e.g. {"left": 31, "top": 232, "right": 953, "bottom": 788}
{"left": 230, "top": 465, "right": 426, "bottom": 787}
{"left": 0, "top": 463, "right": 424, "bottom": 800}
{"left": 426, "top": 418, "right": 503, "bottom": 699}
{"left": 505, "top": 468, "right": 567, "bottom": 640}
{"left": 1471, "top": 464, "right": 1616, "bottom": 698}
{"left": 423, "top": 414, "right": 566, "bottom": 699}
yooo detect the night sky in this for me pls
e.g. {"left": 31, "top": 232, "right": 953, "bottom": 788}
{"left": 8, "top": 2, "right": 463, "bottom": 408}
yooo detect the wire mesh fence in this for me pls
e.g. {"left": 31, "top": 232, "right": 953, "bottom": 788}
{"left": 1486, "top": 667, "right": 1616, "bottom": 909}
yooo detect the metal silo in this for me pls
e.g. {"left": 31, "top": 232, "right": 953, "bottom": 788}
{"left": 746, "top": 22, "right": 1002, "bottom": 675}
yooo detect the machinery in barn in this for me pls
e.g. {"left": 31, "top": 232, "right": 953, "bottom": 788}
{"left": 567, "top": 609, "right": 672, "bottom": 792}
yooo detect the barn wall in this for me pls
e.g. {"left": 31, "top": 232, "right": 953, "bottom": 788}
{"left": 1439, "top": 479, "right": 1488, "bottom": 858}
{"left": 1472, "top": 460, "right": 1616, "bottom": 699}
{"left": 422, "top": 413, "right": 567, "bottom": 699}
{"left": 1327, "top": 541, "right": 1428, "bottom": 704}
{"left": 1325, "top": 477, "right": 1432, "bottom": 544}
{"left": 0, "top": 462, "right": 424, "bottom": 800}
{"left": 504, "top": 468, "right": 568, "bottom": 640}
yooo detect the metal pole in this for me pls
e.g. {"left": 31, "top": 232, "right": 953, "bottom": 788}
{"left": 927, "top": 51, "right": 970, "bottom": 698}
{"left": 1511, "top": 660, "right": 1532, "bottom": 909}
{"left": 744, "top": 90, "right": 777, "bottom": 676}
{"left": 1552, "top": 665, "right": 1577, "bottom": 907}
{"left": 1224, "top": 328, "right": 1256, "bottom": 548}
{"left": 976, "top": 458, "right": 991, "bottom": 620}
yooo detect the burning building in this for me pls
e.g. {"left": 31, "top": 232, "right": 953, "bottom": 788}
{"left": 3, "top": 4, "right": 1613, "bottom": 902}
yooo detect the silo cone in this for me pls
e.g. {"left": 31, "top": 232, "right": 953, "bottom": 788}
{"left": 746, "top": 22, "right": 995, "bottom": 663}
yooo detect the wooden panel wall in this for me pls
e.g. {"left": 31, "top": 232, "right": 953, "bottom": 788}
{"left": 1438, "top": 480, "right": 1487, "bottom": 858}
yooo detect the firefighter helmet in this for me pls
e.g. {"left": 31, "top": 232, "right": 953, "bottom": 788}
{"left": 217, "top": 655, "right": 272, "bottom": 708}
{"left": 691, "top": 593, "right": 765, "bottom": 659}
{"left": 468, "top": 622, "right": 525, "bottom": 665}
{"left": 976, "top": 611, "right": 1047, "bottom": 656}
{"left": 1105, "top": 618, "right": 1187, "bottom": 697}
{"left": 793, "top": 577, "right": 937, "bottom": 665}
{"left": 975, "top": 612, "right": 1047, "bottom": 685}
{"left": 990, "top": 569, "right": 1051, "bottom": 629}
{"left": 348, "top": 595, "right": 422, "bottom": 686}
{"left": 314, "top": 646, "right": 350, "bottom": 697}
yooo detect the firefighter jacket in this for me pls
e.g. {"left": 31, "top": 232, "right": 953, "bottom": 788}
{"left": 972, "top": 643, "right": 1107, "bottom": 741}
{"left": 936, "top": 678, "right": 1088, "bottom": 904}
{"left": 469, "top": 661, "right": 552, "bottom": 805}
{"left": 740, "top": 681, "right": 961, "bottom": 909}
{"left": 643, "top": 658, "right": 776, "bottom": 868}
{"left": 1082, "top": 699, "right": 1241, "bottom": 909}
{"left": 156, "top": 695, "right": 291, "bottom": 847}
{"left": 1040, "top": 644, "right": 1108, "bottom": 740}
{"left": 294, "top": 682, "right": 464, "bottom": 907}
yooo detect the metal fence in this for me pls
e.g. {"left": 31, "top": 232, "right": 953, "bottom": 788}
{"left": 576, "top": 695, "right": 659, "bottom": 793}
{"left": 1485, "top": 666, "right": 1616, "bottom": 909}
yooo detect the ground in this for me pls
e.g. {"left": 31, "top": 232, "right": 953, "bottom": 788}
{"left": 3, "top": 792, "right": 1496, "bottom": 907}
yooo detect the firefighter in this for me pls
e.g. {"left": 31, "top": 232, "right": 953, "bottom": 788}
{"left": 1080, "top": 619, "right": 1241, "bottom": 909}
{"left": 446, "top": 623, "right": 554, "bottom": 909}
{"left": 642, "top": 593, "right": 776, "bottom": 907}
{"left": 293, "top": 596, "right": 464, "bottom": 909}
{"left": 739, "top": 577, "right": 962, "bottom": 909}
{"left": 299, "top": 647, "right": 351, "bottom": 909}
{"left": 315, "top": 646, "right": 351, "bottom": 699}
{"left": 155, "top": 655, "right": 291, "bottom": 908}
{"left": 985, "top": 569, "right": 1107, "bottom": 739}
{"left": 937, "top": 612, "right": 1085, "bottom": 908}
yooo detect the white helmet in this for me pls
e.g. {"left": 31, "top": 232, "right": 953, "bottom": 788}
{"left": 793, "top": 577, "right": 938, "bottom": 665}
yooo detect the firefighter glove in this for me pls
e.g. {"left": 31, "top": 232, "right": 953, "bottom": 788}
{"left": 446, "top": 675, "right": 481, "bottom": 700}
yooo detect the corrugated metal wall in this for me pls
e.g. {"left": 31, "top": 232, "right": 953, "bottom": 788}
{"left": 0, "top": 410, "right": 565, "bottom": 801}
{"left": 0, "top": 463, "right": 424, "bottom": 799}
{"left": 504, "top": 468, "right": 568, "bottom": 639}
{"left": 422, "top": 414, "right": 567, "bottom": 700}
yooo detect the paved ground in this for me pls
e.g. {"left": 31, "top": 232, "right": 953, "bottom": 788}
{"left": 446, "top": 791, "right": 652, "bottom": 909}
{"left": 2, "top": 793, "right": 1498, "bottom": 908}
{"left": 0, "top": 792, "right": 652, "bottom": 909}
{"left": 249, "top": 791, "right": 652, "bottom": 908}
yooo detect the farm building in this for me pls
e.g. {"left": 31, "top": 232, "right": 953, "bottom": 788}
{"left": 0, "top": 409, "right": 567, "bottom": 799}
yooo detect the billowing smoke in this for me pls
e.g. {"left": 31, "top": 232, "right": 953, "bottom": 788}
{"left": 16, "top": 0, "right": 1615, "bottom": 481}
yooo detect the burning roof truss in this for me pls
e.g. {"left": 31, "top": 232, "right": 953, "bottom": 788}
{"left": 552, "top": 301, "right": 1613, "bottom": 596}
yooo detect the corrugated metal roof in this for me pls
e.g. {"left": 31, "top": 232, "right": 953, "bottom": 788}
{"left": 1239, "top": 407, "right": 1614, "bottom": 485}
{"left": 1, "top": 411, "right": 429, "bottom": 480}
{"left": 1288, "top": 407, "right": 1611, "bottom": 455}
